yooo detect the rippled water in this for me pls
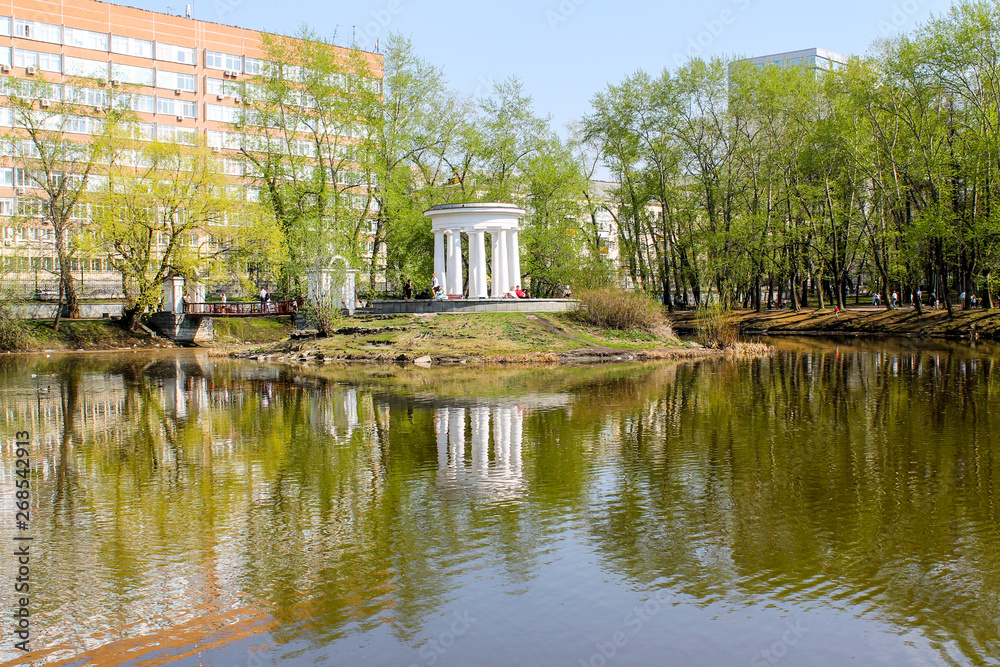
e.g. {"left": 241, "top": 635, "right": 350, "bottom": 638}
{"left": 1, "top": 338, "right": 999, "bottom": 666}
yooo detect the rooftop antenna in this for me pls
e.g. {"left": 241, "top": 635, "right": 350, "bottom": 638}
{"left": 352, "top": 25, "right": 356, "bottom": 47}
{"left": 332, "top": 25, "right": 338, "bottom": 45}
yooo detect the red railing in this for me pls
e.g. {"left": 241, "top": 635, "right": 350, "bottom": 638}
{"left": 184, "top": 300, "right": 298, "bottom": 317}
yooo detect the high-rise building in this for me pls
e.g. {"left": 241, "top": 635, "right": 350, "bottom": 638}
{"left": 0, "top": 0, "right": 381, "bottom": 300}
{"left": 748, "top": 47, "right": 847, "bottom": 72}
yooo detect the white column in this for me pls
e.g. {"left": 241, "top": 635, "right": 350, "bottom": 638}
{"left": 447, "top": 230, "right": 464, "bottom": 296}
{"left": 469, "top": 230, "right": 488, "bottom": 299}
{"left": 507, "top": 228, "right": 521, "bottom": 290}
{"left": 467, "top": 229, "right": 479, "bottom": 299}
{"left": 491, "top": 230, "right": 508, "bottom": 298}
{"left": 433, "top": 229, "right": 446, "bottom": 292}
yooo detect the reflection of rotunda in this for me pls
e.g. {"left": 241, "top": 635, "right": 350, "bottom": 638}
{"left": 435, "top": 405, "right": 525, "bottom": 499}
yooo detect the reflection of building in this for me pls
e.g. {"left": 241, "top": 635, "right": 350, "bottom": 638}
{"left": 435, "top": 405, "right": 524, "bottom": 499}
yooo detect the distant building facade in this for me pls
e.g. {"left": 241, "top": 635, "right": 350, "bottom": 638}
{"left": 748, "top": 47, "right": 847, "bottom": 71}
{"left": 0, "top": 0, "right": 381, "bottom": 299}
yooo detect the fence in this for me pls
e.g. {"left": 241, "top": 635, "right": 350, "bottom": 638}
{"left": 185, "top": 300, "right": 298, "bottom": 316}
{"left": 0, "top": 275, "right": 125, "bottom": 301}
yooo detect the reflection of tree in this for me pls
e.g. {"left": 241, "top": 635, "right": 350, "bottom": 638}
{"left": 2, "top": 344, "right": 1000, "bottom": 663}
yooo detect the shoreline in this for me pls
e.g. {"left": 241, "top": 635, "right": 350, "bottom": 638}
{"left": 669, "top": 306, "right": 1000, "bottom": 340}
{"left": 9, "top": 307, "right": 999, "bottom": 357}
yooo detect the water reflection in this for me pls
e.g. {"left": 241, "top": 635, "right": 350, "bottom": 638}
{"left": 0, "top": 341, "right": 999, "bottom": 665}
{"left": 435, "top": 405, "right": 524, "bottom": 499}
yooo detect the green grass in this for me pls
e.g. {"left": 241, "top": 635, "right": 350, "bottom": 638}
{"left": 213, "top": 317, "right": 295, "bottom": 343}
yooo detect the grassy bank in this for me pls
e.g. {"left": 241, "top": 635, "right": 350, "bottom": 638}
{"left": 670, "top": 306, "right": 1000, "bottom": 339}
{"left": 242, "top": 312, "right": 703, "bottom": 364}
{"left": 1, "top": 319, "right": 175, "bottom": 352}
{"left": 213, "top": 317, "right": 295, "bottom": 344}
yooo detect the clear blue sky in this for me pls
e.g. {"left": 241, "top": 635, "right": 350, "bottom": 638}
{"left": 125, "top": 0, "right": 956, "bottom": 132}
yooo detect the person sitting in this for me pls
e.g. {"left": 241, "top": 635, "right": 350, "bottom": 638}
{"left": 503, "top": 287, "right": 517, "bottom": 299}
{"left": 434, "top": 284, "right": 445, "bottom": 300}
{"left": 515, "top": 285, "right": 525, "bottom": 298}
{"left": 563, "top": 285, "right": 572, "bottom": 298}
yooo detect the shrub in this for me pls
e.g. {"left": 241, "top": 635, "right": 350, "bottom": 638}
{"left": 0, "top": 301, "right": 30, "bottom": 352}
{"left": 573, "top": 289, "right": 673, "bottom": 336}
{"left": 695, "top": 302, "right": 740, "bottom": 349}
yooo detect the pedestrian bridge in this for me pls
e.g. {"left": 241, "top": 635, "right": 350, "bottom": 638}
{"left": 183, "top": 301, "right": 298, "bottom": 317}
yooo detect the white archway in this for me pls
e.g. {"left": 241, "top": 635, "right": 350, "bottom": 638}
{"left": 423, "top": 203, "right": 525, "bottom": 299}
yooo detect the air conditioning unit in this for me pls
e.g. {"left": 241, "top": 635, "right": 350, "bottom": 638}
{"left": 110, "top": 79, "right": 121, "bottom": 87}
{"left": 174, "top": 88, "right": 182, "bottom": 95}
{"left": 14, "top": 187, "right": 25, "bottom": 196}
{"left": 229, "top": 71, "right": 238, "bottom": 79}
{"left": 216, "top": 93, "right": 225, "bottom": 100}
{"left": 233, "top": 96, "right": 242, "bottom": 104}
{"left": 223, "top": 70, "right": 231, "bottom": 77}
{"left": 0, "top": 65, "right": 10, "bottom": 74}
{"left": 39, "top": 99, "right": 50, "bottom": 108}
{"left": 26, "top": 66, "right": 37, "bottom": 76}
{"left": 176, "top": 114, "right": 184, "bottom": 121}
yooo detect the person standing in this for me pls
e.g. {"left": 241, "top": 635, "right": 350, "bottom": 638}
{"left": 403, "top": 279, "right": 413, "bottom": 300}
{"left": 260, "top": 286, "right": 268, "bottom": 313}
{"left": 891, "top": 290, "right": 898, "bottom": 309}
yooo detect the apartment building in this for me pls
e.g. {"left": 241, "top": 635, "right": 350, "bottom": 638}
{"left": 0, "top": 0, "right": 381, "bottom": 299}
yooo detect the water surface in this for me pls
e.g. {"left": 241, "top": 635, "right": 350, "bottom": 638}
{"left": 1, "top": 339, "right": 999, "bottom": 666}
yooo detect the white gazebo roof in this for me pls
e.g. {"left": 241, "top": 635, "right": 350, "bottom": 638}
{"left": 423, "top": 202, "right": 525, "bottom": 231}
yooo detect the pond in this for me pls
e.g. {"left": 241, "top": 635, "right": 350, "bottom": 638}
{"left": 0, "top": 338, "right": 998, "bottom": 666}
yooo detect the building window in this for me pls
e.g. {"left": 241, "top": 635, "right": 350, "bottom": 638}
{"left": 63, "top": 27, "right": 109, "bottom": 52}
{"left": 0, "top": 168, "right": 12, "bottom": 187}
{"left": 206, "top": 103, "right": 238, "bottom": 123}
{"left": 206, "top": 50, "right": 241, "bottom": 71}
{"left": 156, "top": 124, "right": 197, "bottom": 144}
{"left": 205, "top": 77, "right": 240, "bottom": 97}
{"left": 13, "top": 19, "right": 61, "bottom": 45}
{"left": 243, "top": 57, "right": 263, "bottom": 75}
{"left": 64, "top": 56, "right": 109, "bottom": 79}
{"left": 222, "top": 157, "right": 244, "bottom": 175}
{"left": 0, "top": 46, "right": 10, "bottom": 67}
{"left": 0, "top": 198, "right": 13, "bottom": 216}
{"left": 13, "top": 49, "right": 37, "bottom": 69}
{"left": 37, "top": 52, "right": 61, "bottom": 73}
{"left": 0, "top": 17, "right": 10, "bottom": 37}
{"left": 157, "top": 97, "right": 197, "bottom": 118}
{"left": 111, "top": 35, "right": 152, "bottom": 58}
{"left": 155, "top": 42, "right": 196, "bottom": 65}
{"left": 112, "top": 63, "right": 154, "bottom": 86}
{"left": 114, "top": 93, "right": 155, "bottom": 113}
{"left": 156, "top": 70, "right": 196, "bottom": 92}
{"left": 65, "top": 85, "right": 110, "bottom": 108}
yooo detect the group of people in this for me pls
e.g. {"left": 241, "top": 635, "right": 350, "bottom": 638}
{"left": 419, "top": 273, "right": 570, "bottom": 300}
